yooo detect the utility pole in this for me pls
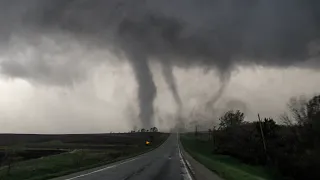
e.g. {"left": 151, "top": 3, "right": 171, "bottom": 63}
{"left": 195, "top": 125, "right": 198, "bottom": 137}
{"left": 258, "top": 114, "right": 267, "bottom": 160}
{"left": 212, "top": 126, "right": 216, "bottom": 151}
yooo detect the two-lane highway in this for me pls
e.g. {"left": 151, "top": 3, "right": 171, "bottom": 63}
{"left": 52, "top": 134, "right": 192, "bottom": 180}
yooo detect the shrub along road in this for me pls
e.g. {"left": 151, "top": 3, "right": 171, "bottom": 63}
{"left": 180, "top": 134, "right": 274, "bottom": 180}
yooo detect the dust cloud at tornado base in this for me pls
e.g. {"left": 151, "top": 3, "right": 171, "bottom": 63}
{"left": 0, "top": 0, "right": 320, "bottom": 129}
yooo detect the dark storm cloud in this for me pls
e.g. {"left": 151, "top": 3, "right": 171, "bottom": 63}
{"left": 5, "top": 0, "right": 317, "bottom": 67}
{"left": 0, "top": 0, "right": 319, "bottom": 127}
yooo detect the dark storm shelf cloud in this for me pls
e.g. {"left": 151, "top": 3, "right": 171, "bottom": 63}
{"left": 0, "top": 0, "right": 320, "bottom": 127}
{"left": 1, "top": 0, "right": 318, "bottom": 67}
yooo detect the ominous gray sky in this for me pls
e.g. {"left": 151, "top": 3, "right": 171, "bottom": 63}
{"left": 0, "top": 0, "right": 320, "bottom": 132}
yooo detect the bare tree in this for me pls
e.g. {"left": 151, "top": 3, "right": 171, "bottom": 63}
{"left": 73, "top": 149, "right": 87, "bottom": 166}
{"left": 280, "top": 112, "right": 294, "bottom": 126}
{"left": 287, "top": 96, "right": 308, "bottom": 125}
{"left": 219, "top": 110, "right": 245, "bottom": 129}
{"left": 150, "top": 127, "right": 158, "bottom": 132}
{"left": 4, "top": 146, "right": 23, "bottom": 176}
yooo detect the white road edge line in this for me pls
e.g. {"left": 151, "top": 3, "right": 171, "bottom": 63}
{"left": 64, "top": 158, "right": 138, "bottom": 180}
{"left": 177, "top": 133, "right": 193, "bottom": 180}
{"left": 185, "top": 159, "right": 196, "bottom": 175}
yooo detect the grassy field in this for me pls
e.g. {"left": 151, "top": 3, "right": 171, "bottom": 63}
{"left": 0, "top": 132, "right": 169, "bottom": 180}
{"left": 180, "top": 134, "right": 276, "bottom": 180}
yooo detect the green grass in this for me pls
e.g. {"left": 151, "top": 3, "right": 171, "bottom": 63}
{"left": 0, "top": 149, "right": 131, "bottom": 180}
{"left": 0, "top": 134, "right": 169, "bottom": 180}
{"left": 180, "top": 134, "right": 275, "bottom": 180}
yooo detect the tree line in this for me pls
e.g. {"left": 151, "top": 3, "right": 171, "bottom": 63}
{"left": 204, "top": 95, "right": 320, "bottom": 180}
{"left": 130, "top": 127, "right": 158, "bottom": 133}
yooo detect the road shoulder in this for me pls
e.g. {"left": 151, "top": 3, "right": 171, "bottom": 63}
{"left": 179, "top": 141, "right": 224, "bottom": 180}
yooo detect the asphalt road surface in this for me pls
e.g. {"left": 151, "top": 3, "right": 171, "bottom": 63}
{"left": 52, "top": 134, "right": 192, "bottom": 180}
